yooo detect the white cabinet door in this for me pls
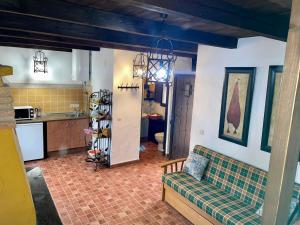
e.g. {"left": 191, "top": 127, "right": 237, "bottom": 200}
{"left": 16, "top": 123, "right": 44, "bottom": 161}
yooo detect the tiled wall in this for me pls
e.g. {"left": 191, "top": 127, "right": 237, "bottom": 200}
{"left": 11, "top": 87, "right": 84, "bottom": 113}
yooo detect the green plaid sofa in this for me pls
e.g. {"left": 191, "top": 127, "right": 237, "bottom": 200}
{"left": 162, "top": 145, "right": 300, "bottom": 225}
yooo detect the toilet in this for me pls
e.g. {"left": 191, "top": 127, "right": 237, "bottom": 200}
{"left": 154, "top": 132, "right": 164, "bottom": 152}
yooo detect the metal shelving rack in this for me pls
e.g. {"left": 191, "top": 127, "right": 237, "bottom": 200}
{"left": 86, "top": 89, "right": 112, "bottom": 170}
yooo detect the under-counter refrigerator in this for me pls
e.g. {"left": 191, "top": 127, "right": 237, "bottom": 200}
{"left": 16, "top": 122, "right": 44, "bottom": 161}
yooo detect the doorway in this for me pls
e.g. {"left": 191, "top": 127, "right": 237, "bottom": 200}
{"left": 169, "top": 74, "right": 195, "bottom": 159}
{"left": 140, "top": 80, "right": 167, "bottom": 158}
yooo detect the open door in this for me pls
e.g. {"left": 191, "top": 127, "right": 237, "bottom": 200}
{"left": 169, "top": 74, "right": 195, "bottom": 159}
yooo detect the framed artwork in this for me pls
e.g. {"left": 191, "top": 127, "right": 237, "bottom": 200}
{"left": 143, "top": 78, "right": 155, "bottom": 100}
{"left": 261, "top": 66, "right": 283, "bottom": 152}
{"left": 219, "top": 67, "right": 256, "bottom": 146}
{"left": 154, "top": 82, "right": 163, "bottom": 104}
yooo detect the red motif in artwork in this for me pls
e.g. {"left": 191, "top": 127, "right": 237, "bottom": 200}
{"left": 227, "top": 80, "right": 241, "bottom": 134}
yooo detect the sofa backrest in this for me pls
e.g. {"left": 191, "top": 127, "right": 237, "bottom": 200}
{"left": 193, "top": 145, "right": 300, "bottom": 210}
{"left": 193, "top": 145, "right": 267, "bottom": 209}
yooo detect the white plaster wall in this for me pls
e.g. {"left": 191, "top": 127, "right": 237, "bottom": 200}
{"left": 91, "top": 48, "right": 114, "bottom": 91}
{"left": 72, "top": 49, "right": 90, "bottom": 82}
{"left": 174, "top": 56, "right": 193, "bottom": 73}
{"left": 0, "top": 46, "right": 89, "bottom": 84}
{"left": 190, "top": 37, "right": 300, "bottom": 182}
{"left": 82, "top": 48, "right": 192, "bottom": 164}
{"left": 110, "top": 50, "right": 143, "bottom": 165}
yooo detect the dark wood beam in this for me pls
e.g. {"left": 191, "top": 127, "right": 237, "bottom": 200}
{"left": 0, "top": 28, "right": 196, "bottom": 58}
{"left": 0, "top": 12, "right": 198, "bottom": 55}
{"left": 0, "top": 35, "right": 100, "bottom": 51}
{"left": 119, "top": 0, "right": 290, "bottom": 40}
{"left": 99, "top": 43, "right": 197, "bottom": 58}
{"left": 0, "top": 0, "right": 237, "bottom": 48}
{"left": 0, "top": 42, "right": 72, "bottom": 52}
{"left": 0, "top": 29, "right": 99, "bottom": 48}
{"left": 262, "top": 0, "right": 300, "bottom": 223}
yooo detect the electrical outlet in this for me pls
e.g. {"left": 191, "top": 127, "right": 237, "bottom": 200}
{"left": 70, "top": 104, "right": 79, "bottom": 108}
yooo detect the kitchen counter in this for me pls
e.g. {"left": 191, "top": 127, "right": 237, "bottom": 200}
{"left": 16, "top": 113, "right": 88, "bottom": 124}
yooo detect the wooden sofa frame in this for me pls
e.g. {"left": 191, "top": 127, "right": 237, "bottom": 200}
{"left": 161, "top": 158, "right": 222, "bottom": 225}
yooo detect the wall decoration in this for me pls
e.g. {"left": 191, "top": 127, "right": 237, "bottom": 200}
{"left": 219, "top": 67, "right": 256, "bottom": 146}
{"left": 143, "top": 78, "right": 155, "bottom": 100}
{"left": 261, "top": 66, "right": 283, "bottom": 152}
{"left": 118, "top": 83, "right": 139, "bottom": 91}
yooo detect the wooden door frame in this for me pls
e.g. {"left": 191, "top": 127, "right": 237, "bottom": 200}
{"left": 168, "top": 73, "right": 195, "bottom": 159}
{"left": 162, "top": 81, "right": 170, "bottom": 154}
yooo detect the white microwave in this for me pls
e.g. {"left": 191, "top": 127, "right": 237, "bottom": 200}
{"left": 14, "top": 106, "right": 34, "bottom": 120}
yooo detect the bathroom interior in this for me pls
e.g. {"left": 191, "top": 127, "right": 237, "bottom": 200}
{"left": 140, "top": 80, "right": 168, "bottom": 153}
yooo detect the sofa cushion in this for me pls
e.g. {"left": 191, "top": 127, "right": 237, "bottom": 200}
{"left": 193, "top": 145, "right": 300, "bottom": 211}
{"left": 193, "top": 145, "right": 267, "bottom": 209}
{"left": 163, "top": 172, "right": 261, "bottom": 225}
{"left": 183, "top": 152, "right": 209, "bottom": 181}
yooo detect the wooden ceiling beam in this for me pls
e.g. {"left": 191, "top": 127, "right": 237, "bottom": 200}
{"left": 0, "top": 0, "right": 237, "bottom": 48}
{"left": 0, "top": 28, "right": 196, "bottom": 57}
{"left": 0, "top": 11, "right": 198, "bottom": 55}
{"left": 0, "top": 42, "right": 72, "bottom": 52}
{"left": 95, "top": 43, "right": 196, "bottom": 58}
{"left": 0, "top": 29, "right": 100, "bottom": 47}
{"left": 0, "top": 36, "right": 100, "bottom": 51}
{"left": 120, "top": 0, "right": 290, "bottom": 40}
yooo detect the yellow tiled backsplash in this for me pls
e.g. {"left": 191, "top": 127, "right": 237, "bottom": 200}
{"left": 11, "top": 87, "right": 84, "bottom": 113}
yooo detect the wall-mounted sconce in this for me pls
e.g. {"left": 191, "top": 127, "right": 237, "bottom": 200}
{"left": 33, "top": 50, "right": 48, "bottom": 73}
{"left": 133, "top": 52, "right": 147, "bottom": 79}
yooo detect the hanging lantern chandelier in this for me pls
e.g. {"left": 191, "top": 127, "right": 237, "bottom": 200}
{"left": 146, "top": 38, "right": 177, "bottom": 83}
{"left": 132, "top": 52, "right": 147, "bottom": 79}
{"left": 33, "top": 50, "right": 48, "bottom": 73}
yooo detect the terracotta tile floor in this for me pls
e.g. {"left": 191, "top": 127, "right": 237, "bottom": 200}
{"left": 26, "top": 142, "right": 192, "bottom": 225}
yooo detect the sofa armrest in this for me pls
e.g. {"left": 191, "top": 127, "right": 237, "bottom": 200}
{"left": 160, "top": 158, "right": 187, "bottom": 174}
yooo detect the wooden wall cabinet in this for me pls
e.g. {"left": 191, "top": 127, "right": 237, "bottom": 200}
{"left": 47, "top": 118, "right": 88, "bottom": 152}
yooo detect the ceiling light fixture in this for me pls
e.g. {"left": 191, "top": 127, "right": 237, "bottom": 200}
{"left": 146, "top": 38, "right": 177, "bottom": 83}
{"left": 132, "top": 52, "right": 147, "bottom": 79}
{"left": 33, "top": 50, "right": 48, "bottom": 73}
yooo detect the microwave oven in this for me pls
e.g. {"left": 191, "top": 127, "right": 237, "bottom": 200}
{"left": 14, "top": 106, "right": 34, "bottom": 120}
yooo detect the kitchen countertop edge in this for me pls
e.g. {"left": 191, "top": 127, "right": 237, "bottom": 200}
{"left": 16, "top": 115, "right": 88, "bottom": 124}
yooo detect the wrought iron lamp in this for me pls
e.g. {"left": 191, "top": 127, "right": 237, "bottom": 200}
{"left": 132, "top": 52, "right": 147, "bottom": 78}
{"left": 33, "top": 50, "right": 48, "bottom": 73}
{"left": 146, "top": 38, "right": 177, "bottom": 83}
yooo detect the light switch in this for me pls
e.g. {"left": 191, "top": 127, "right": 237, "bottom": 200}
{"left": 200, "top": 129, "right": 205, "bottom": 135}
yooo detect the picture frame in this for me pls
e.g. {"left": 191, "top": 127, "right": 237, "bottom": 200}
{"left": 261, "top": 66, "right": 283, "bottom": 152}
{"left": 219, "top": 67, "right": 256, "bottom": 146}
{"left": 153, "top": 82, "right": 167, "bottom": 107}
{"left": 154, "top": 82, "right": 163, "bottom": 104}
{"left": 143, "top": 79, "right": 155, "bottom": 100}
